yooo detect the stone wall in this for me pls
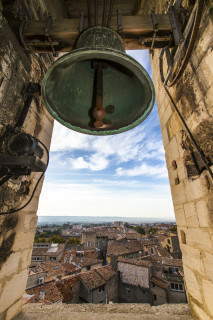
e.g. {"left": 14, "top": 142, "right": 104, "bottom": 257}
{"left": 150, "top": 1, "right": 213, "bottom": 319}
{"left": 81, "top": 232, "right": 97, "bottom": 249}
{"left": 0, "top": 1, "right": 67, "bottom": 319}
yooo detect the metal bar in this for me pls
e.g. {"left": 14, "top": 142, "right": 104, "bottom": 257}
{"left": 174, "top": 0, "right": 183, "bottom": 10}
{"left": 102, "top": 0, "right": 107, "bottom": 26}
{"left": 44, "top": 15, "right": 53, "bottom": 36}
{"left": 151, "top": 8, "right": 159, "bottom": 31}
{"left": 19, "top": 19, "right": 30, "bottom": 51}
{"left": 165, "top": 46, "right": 173, "bottom": 68}
{"left": 168, "top": 6, "right": 184, "bottom": 45}
{"left": 79, "top": 11, "right": 84, "bottom": 32}
{"left": 95, "top": 0, "right": 98, "bottom": 26}
{"left": 117, "top": 9, "right": 122, "bottom": 34}
{"left": 15, "top": 83, "right": 40, "bottom": 129}
{"left": 107, "top": 0, "right": 114, "bottom": 27}
{"left": 164, "top": 0, "right": 198, "bottom": 85}
{"left": 87, "top": 0, "right": 91, "bottom": 27}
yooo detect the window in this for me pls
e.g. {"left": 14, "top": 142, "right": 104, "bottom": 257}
{"left": 169, "top": 267, "right": 178, "bottom": 274}
{"left": 118, "top": 271, "right": 122, "bottom": 280}
{"left": 37, "top": 277, "right": 44, "bottom": 284}
{"left": 170, "top": 283, "right": 184, "bottom": 291}
{"left": 99, "top": 285, "right": 105, "bottom": 292}
{"left": 168, "top": 239, "right": 171, "bottom": 244}
{"left": 127, "top": 289, "right": 130, "bottom": 297}
{"left": 154, "top": 295, "right": 157, "bottom": 301}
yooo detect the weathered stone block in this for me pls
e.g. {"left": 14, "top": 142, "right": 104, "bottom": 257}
{"left": 185, "top": 227, "right": 213, "bottom": 252}
{"left": 13, "top": 231, "right": 36, "bottom": 252}
{"left": 161, "top": 126, "right": 169, "bottom": 148}
{"left": 205, "top": 83, "right": 213, "bottom": 117}
{"left": 184, "top": 203, "right": 199, "bottom": 227}
{"left": 174, "top": 204, "right": 186, "bottom": 226}
{"left": 165, "top": 137, "right": 180, "bottom": 169}
{"left": 196, "top": 200, "right": 212, "bottom": 228}
{"left": 181, "top": 245, "right": 204, "bottom": 275}
{"left": 0, "top": 269, "right": 28, "bottom": 312}
{"left": 171, "top": 182, "right": 186, "bottom": 205}
{"left": 202, "top": 279, "right": 213, "bottom": 317}
{"left": 176, "top": 158, "right": 186, "bottom": 181}
{"left": 191, "top": 301, "right": 211, "bottom": 320}
{"left": 20, "top": 249, "right": 32, "bottom": 271}
{"left": 0, "top": 252, "right": 21, "bottom": 279}
{"left": 6, "top": 299, "right": 23, "bottom": 320}
{"left": 202, "top": 252, "right": 213, "bottom": 282}
{"left": 183, "top": 265, "right": 202, "bottom": 303}
{"left": 15, "top": 212, "right": 38, "bottom": 233}
{"left": 185, "top": 177, "right": 209, "bottom": 202}
{"left": 167, "top": 112, "right": 182, "bottom": 141}
{"left": 159, "top": 104, "right": 173, "bottom": 131}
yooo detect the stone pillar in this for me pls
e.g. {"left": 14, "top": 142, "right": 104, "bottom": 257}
{"left": 0, "top": 1, "right": 67, "bottom": 318}
{"left": 150, "top": 2, "right": 213, "bottom": 319}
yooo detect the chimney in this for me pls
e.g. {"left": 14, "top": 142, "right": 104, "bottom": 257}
{"left": 39, "top": 291, "right": 45, "bottom": 299}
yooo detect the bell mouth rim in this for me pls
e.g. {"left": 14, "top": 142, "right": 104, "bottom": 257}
{"left": 42, "top": 48, "right": 155, "bottom": 136}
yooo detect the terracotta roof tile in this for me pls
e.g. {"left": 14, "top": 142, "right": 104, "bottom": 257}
{"left": 32, "top": 244, "right": 65, "bottom": 257}
{"left": 80, "top": 270, "right": 106, "bottom": 290}
{"left": 94, "top": 265, "right": 116, "bottom": 281}
{"left": 117, "top": 258, "right": 152, "bottom": 267}
{"left": 107, "top": 240, "right": 143, "bottom": 256}
{"left": 151, "top": 276, "right": 168, "bottom": 289}
{"left": 26, "top": 282, "right": 63, "bottom": 303}
{"left": 56, "top": 275, "right": 80, "bottom": 303}
{"left": 72, "top": 257, "right": 102, "bottom": 268}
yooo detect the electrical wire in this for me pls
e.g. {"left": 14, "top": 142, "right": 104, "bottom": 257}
{"left": 159, "top": 49, "right": 213, "bottom": 181}
{"left": 0, "top": 138, "right": 49, "bottom": 215}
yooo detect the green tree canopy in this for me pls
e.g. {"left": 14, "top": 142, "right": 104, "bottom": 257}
{"left": 49, "top": 235, "right": 65, "bottom": 244}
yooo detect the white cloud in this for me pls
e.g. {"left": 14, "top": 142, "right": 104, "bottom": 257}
{"left": 116, "top": 163, "right": 168, "bottom": 178}
{"left": 71, "top": 153, "right": 109, "bottom": 171}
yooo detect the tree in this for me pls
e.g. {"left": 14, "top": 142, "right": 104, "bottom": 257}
{"left": 67, "top": 238, "right": 80, "bottom": 244}
{"left": 169, "top": 226, "right": 177, "bottom": 233}
{"left": 135, "top": 226, "right": 146, "bottom": 235}
{"left": 49, "top": 235, "right": 65, "bottom": 244}
{"left": 148, "top": 227, "right": 158, "bottom": 235}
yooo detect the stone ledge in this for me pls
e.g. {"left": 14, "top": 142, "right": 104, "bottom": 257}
{"left": 14, "top": 303, "right": 195, "bottom": 320}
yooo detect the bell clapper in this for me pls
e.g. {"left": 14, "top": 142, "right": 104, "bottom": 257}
{"left": 93, "top": 61, "right": 106, "bottom": 129}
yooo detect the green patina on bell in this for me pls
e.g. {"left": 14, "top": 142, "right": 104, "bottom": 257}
{"left": 42, "top": 26, "right": 155, "bottom": 135}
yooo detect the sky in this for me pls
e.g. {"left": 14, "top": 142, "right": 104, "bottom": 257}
{"left": 37, "top": 50, "right": 175, "bottom": 220}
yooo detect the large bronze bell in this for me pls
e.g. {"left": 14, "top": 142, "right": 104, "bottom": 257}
{"left": 42, "top": 26, "right": 155, "bottom": 135}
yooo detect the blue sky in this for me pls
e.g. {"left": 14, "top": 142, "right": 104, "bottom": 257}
{"left": 37, "top": 50, "right": 175, "bottom": 220}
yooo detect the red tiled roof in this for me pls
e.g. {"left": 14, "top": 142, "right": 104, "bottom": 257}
{"left": 83, "top": 250, "right": 98, "bottom": 259}
{"left": 151, "top": 256, "right": 183, "bottom": 267}
{"left": 80, "top": 270, "right": 106, "bottom": 290}
{"left": 94, "top": 265, "right": 116, "bottom": 281}
{"left": 32, "top": 244, "right": 65, "bottom": 257}
{"left": 56, "top": 275, "right": 80, "bottom": 303}
{"left": 72, "top": 257, "right": 102, "bottom": 268}
{"left": 117, "top": 258, "right": 152, "bottom": 267}
{"left": 26, "top": 282, "right": 63, "bottom": 303}
{"left": 151, "top": 276, "right": 168, "bottom": 289}
{"left": 107, "top": 240, "right": 143, "bottom": 256}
